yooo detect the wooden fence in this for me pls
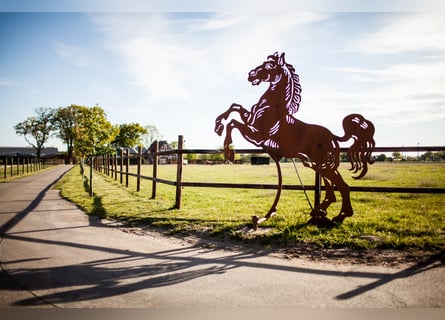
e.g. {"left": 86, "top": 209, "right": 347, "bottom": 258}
{"left": 91, "top": 135, "right": 445, "bottom": 209}
{"left": 1, "top": 157, "right": 49, "bottom": 179}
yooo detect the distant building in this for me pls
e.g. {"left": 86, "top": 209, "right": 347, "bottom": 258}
{"left": 115, "top": 147, "right": 147, "bottom": 165}
{"left": 145, "top": 141, "right": 177, "bottom": 164}
{"left": 0, "top": 147, "right": 65, "bottom": 164}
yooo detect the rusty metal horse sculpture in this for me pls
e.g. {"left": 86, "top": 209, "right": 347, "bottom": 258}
{"left": 215, "top": 52, "right": 375, "bottom": 229}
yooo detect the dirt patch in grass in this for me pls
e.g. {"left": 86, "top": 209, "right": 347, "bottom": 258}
{"left": 98, "top": 216, "right": 443, "bottom": 267}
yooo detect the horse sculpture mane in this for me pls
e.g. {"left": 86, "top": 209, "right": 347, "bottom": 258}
{"left": 282, "top": 60, "right": 301, "bottom": 115}
{"left": 215, "top": 52, "right": 376, "bottom": 229}
{"left": 264, "top": 52, "right": 301, "bottom": 115}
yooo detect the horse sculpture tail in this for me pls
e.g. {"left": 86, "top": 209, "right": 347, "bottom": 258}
{"left": 336, "top": 114, "right": 375, "bottom": 179}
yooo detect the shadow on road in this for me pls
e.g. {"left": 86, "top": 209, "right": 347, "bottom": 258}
{"left": 0, "top": 167, "right": 71, "bottom": 236}
{"left": 1, "top": 165, "right": 443, "bottom": 306}
{"left": 2, "top": 230, "right": 443, "bottom": 306}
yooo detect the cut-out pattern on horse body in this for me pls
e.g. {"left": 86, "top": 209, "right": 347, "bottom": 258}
{"left": 215, "top": 52, "right": 376, "bottom": 229}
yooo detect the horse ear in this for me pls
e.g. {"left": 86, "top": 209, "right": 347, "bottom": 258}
{"left": 278, "top": 52, "right": 285, "bottom": 66}
{"left": 268, "top": 52, "right": 279, "bottom": 61}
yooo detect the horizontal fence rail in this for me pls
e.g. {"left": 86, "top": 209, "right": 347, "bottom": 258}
{"left": 92, "top": 136, "right": 445, "bottom": 209}
{"left": 1, "top": 156, "right": 49, "bottom": 179}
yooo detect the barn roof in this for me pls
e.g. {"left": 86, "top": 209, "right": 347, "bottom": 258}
{"left": 0, "top": 147, "right": 60, "bottom": 158}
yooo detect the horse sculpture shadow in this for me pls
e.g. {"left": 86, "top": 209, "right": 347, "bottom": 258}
{"left": 215, "top": 52, "right": 375, "bottom": 230}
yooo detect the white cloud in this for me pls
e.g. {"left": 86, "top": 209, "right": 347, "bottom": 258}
{"left": 113, "top": 37, "right": 206, "bottom": 100}
{"left": 328, "top": 13, "right": 445, "bottom": 131}
{"left": 352, "top": 13, "right": 445, "bottom": 54}
{"left": 207, "top": 12, "right": 329, "bottom": 72}
{"left": 188, "top": 13, "right": 245, "bottom": 31}
{"left": 318, "top": 59, "right": 445, "bottom": 130}
{"left": 54, "top": 42, "right": 94, "bottom": 67}
{"left": 0, "top": 79, "right": 18, "bottom": 86}
{"left": 89, "top": 12, "right": 444, "bottom": 147}
{"left": 91, "top": 12, "right": 330, "bottom": 102}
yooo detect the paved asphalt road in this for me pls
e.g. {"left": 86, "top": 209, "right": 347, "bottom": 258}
{"left": 0, "top": 165, "right": 444, "bottom": 308}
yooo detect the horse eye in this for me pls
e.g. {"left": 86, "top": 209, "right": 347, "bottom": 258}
{"left": 265, "top": 63, "right": 273, "bottom": 70}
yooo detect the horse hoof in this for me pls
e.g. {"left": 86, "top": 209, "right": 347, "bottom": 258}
{"left": 310, "top": 208, "right": 327, "bottom": 218}
{"left": 226, "top": 150, "right": 235, "bottom": 163}
{"left": 252, "top": 215, "right": 259, "bottom": 231}
{"left": 215, "top": 122, "right": 224, "bottom": 136}
{"left": 307, "top": 216, "right": 334, "bottom": 228}
{"left": 332, "top": 215, "right": 346, "bottom": 224}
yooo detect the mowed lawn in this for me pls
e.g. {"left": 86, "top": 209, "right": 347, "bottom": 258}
{"left": 56, "top": 162, "right": 445, "bottom": 251}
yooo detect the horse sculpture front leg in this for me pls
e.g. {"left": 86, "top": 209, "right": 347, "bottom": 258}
{"left": 215, "top": 103, "right": 250, "bottom": 136}
{"left": 215, "top": 103, "right": 252, "bottom": 162}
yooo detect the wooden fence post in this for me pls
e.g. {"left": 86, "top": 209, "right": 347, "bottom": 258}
{"left": 174, "top": 135, "right": 184, "bottom": 209}
{"left": 151, "top": 141, "right": 158, "bottom": 199}
{"left": 120, "top": 149, "right": 123, "bottom": 184}
{"left": 114, "top": 154, "right": 118, "bottom": 180}
{"left": 108, "top": 154, "right": 111, "bottom": 176}
{"left": 108, "top": 154, "right": 112, "bottom": 177}
{"left": 3, "top": 157, "right": 6, "bottom": 179}
{"left": 137, "top": 146, "right": 142, "bottom": 192}
{"left": 125, "top": 148, "right": 129, "bottom": 188}
{"left": 10, "top": 157, "right": 13, "bottom": 177}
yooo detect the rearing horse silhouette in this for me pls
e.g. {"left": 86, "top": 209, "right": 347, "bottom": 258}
{"left": 215, "top": 52, "right": 375, "bottom": 229}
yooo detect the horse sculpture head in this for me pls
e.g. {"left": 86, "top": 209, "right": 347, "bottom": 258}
{"left": 248, "top": 52, "right": 286, "bottom": 86}
{"left": 248, "top": 52, "right": 301, "bottom": 115}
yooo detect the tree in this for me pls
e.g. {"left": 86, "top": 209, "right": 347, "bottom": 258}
{"left": 52, "top": 105, "right": 82, "bottom": 164}
{"left": 376, "top": 154, "right": 387, "bottom": 162}
{"left": 74, "top": 105, "right": 117, "bottom": 172}
{"left": 142, "top": 125, "right": 163, "bottom": 147}
{"left": 74, "top": 105, "right": 117, "bottom": 196}
{"left": 392, "top": 152, "right": 402, "bottom": 160}
{"left": 14, "top": 107, "right": 54, "bottom": 160}
{"left": 170, "top": 140, "right": 178, "bottom": 150}
{"left": 112, "top": 123, "right": 147, "bottom": 148}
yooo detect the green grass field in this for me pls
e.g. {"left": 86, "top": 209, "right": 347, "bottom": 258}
{"left": 55, "top": 162, "right": 445, "bottom": 252}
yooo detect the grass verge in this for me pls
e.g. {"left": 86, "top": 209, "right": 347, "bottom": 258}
{"left": 55, "top": 163, "right": 445, "bottom": 256}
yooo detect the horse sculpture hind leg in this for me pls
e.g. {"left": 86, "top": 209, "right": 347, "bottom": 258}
{"left": 252, "top": 156, "right": 282, "bottom": 230}
{"left": 320, "top": 168, "right": 353, "bottom": 224}
{"left": 320, "top": 177, "right": 336, "bottom": 212}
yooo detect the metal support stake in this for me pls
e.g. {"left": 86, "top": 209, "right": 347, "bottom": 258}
{"left": 314, "top": 171, "right": 321, "bottom": 209}
{"left": 174, "top": 135, "right": 184, "bottom": 209}
{"left": 137, "top": 146, "right": 142, "bottom": 192}
{"left": 151, "top": 141, "right": 158, "bottom": 199}
{"left": 125, "top": 149, "right": 129, "bottom": 188}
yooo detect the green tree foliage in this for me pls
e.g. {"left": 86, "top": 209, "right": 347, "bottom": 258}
{"left": 74, "top": 105, "right": 117, "bottom": 160}
{"left": 376, "top": 154, "right": 387, "bottom": 161}
{"left": 14, "top": 107, "right": 54, "bottom": 160}
{"left": 143, "top": 124, "right": 163, "bottom": 147}
{"left": 52, "top": 105, "right": 82, "bottom": 164}
{"left": 392, "top": 152, "right": 402, "bottom": 160}
{"left": 112, "top": 123, "right": 148, "bottom": 148}
{"left": 421, "top": 151, "right": 445, "bottom": 161}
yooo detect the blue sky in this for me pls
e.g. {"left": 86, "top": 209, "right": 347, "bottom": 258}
{"left": 1, "top": 2, "right": 444, "bottom": 151}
